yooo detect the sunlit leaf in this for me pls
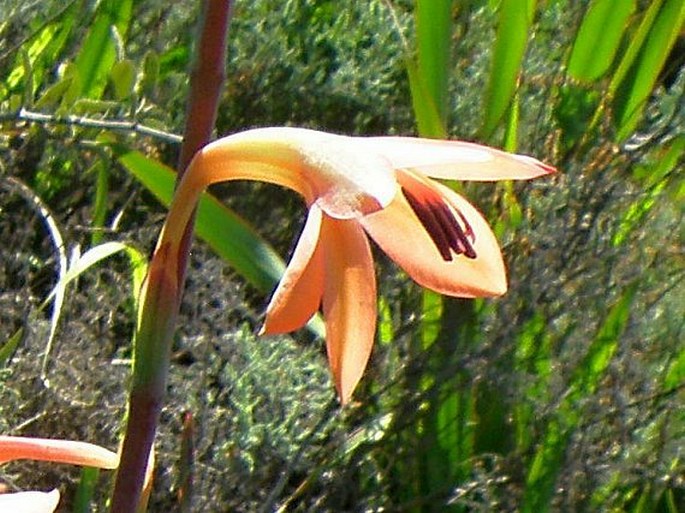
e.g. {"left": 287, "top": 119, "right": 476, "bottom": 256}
{"left": 414, "top": 0, "right": 451, "bottom": 132}
{"left": 568, "top": 0, "right": 636, "bottom": 82}
{"left": 612, "top": 0, "right": 685, "bottom": 139}
{"left": 481, "top": 0, "right": 536, "bottom": 139}
{"left": 74, "top": 0, "right": 133, "bottom": 98}
{"left": 522, "top": 284, "right": 638, "bottom": 513}
{"left": 110, "top": 59, "right": 136, "bottom": 100}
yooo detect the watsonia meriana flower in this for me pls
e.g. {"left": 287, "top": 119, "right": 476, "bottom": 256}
{"left": 156, "top": 127, "right": 555, "bottom": 403}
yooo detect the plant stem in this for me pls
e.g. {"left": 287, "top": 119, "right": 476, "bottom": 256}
{"left": 109, "top": 2, "right": 233, "bottom": 511}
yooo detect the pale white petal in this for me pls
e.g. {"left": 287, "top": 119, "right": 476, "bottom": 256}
{"left": 0, "top": 489, "right": 60, "bottom": 513}
{"left": 359, "top": 136, "right": 555, "bottom": 181}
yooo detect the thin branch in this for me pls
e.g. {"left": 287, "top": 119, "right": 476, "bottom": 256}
{"left": 1, "top": 108, "right": 183, "bottom": 144}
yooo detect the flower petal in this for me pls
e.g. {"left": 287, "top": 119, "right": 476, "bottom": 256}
{"left": 0, "top": 436, "right": 118, "bottom": 469}
{"left": 320, "top": 216, "right": 377, "bottom": 404}
{"left": 360, "top": 136, "right": 556, "bottom": 181}
{"left": 360, "top": 180, "right": 507, "bottom": 297}
{"left": 173, "top": 127, "right": 397, "bottom": 227}
{"left": 0, "top": 489, "right": 60, "bottom": 513}
{"left": 260, "top": 205, "right": 325, "bottom": 334}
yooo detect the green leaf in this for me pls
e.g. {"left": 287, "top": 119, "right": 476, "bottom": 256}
{"left": 406, "top": 57, "right": 447, "bottom": 138}
{"left": 613, "top": 137, "right": 684, "bottom": 246}
{"left": 522, "top": 284, "right": 638, "bottom": 513}
{"left": 414, "top": 0, "right": 452, "bottom": 130}
{"left": 553, "top": 84, "right": 601, "bottom": 153}
{"left": 567, "top": 0, "right": 636, "bottom": 82}
{"left": 46, "top": 242, "right": 147, "bottom": 305}
{"left": 139, "top": 50, "right": 160, "bottom": 97}
{"left": 570, "top": 283, "right": 637, "bottom": 399}
{"left": 612, "top": 0, "right": 685, "bottom": 139}
{"left": 0, "top": 328, "right": 24, "bottom": 366}
{"left": 72, "top": 467, "right": 101, "bottom": 513}
{"left": 90, "top": 160, "right": 110, "bottom": 246}
{"left": 4, "top": 5, "right": 76, "bottom": 98}
{"left": 74, "top": 0, "right": 133, "bottom": 98}
{"left": 34, "top": 75, "right": 75, "bottom": 109}
{"left": 110, "top": 59, "right": 136, "bottom": 100}
{"left": 481, "top": 0, "right": 536, "bottom": 139}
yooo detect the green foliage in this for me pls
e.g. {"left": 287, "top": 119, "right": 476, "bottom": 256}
{"left": 481, "top": 0, "right": 535, "bottom": 141}
{"left": 567, "top": 0, "right": 636, "bottom": 83}
{"left": 0, "top": 0, "right": 683, "bottom": 511}
{"left": 408, "top": 0, "right": 451, "bottom": 137}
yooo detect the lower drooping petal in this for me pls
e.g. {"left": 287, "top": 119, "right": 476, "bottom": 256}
{"left": 360, "top": 179, "right": 507, "bottom": 297}
{"left": 261, "top": 205, "right": 325, "bottom": 334}
{"left": 320, "top": 215, "right": 377, "bottom": 404}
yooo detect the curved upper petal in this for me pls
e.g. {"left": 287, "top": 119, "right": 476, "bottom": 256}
{"left": 0, "top": 489, "right": 60, "bottom": 513}
{"left": 359, "top": 136, "right": 556, "bottom": 181}
{"left": 360, "top": 180, "right": 507, "bottom": 297}
{"left": 170, "top": 128, "right": 398, "bottom": 231}
{"left": 260, "top": 205, "right": 325, "bottom": 335}
{"left": 320, "top": 215, "right": 377, "bottom": 404}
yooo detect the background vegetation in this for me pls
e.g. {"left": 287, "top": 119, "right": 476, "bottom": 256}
{"left": 0, "top": 0, "right": 683, "bottom": 511}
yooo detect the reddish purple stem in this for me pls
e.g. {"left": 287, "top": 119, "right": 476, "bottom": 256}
{"left": 110, "top": 2, "right": 233, "bottom": 511}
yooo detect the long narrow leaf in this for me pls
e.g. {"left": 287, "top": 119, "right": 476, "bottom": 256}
{"left": 406, "top": 57, "right": 447, "bottom": 138}
{"left": 522, "top": 284, "right": 638, "bottom": 513}
{"left": 612, "top": 0, "right": 685, "bottom": 139}
{"left": 481, "top": 0, "right": 536, "bottom": 139}
{"left": 4, "top": 3, "right": 77, "bottom": 97}
{"left": 567, "top": 0, "right": 636, "bottom": 82}
{"left": 414, "top": 0, "right": 452, "bottom": 131}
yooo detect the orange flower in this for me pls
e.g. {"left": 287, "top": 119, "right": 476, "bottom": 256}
{"left": 0, "top": 435, "right": 118, "bottom": 512}
{"left": 160, "top": 127, "right": 555, "bottom": 403}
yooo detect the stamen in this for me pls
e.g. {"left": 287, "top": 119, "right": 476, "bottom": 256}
{"left": 402, "top": 186, "right": 453, "bottom": 260}
{"left": 400, "top": 177, "right": 477, "bottom": 261}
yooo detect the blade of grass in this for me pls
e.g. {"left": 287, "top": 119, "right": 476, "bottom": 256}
{"left": 0, "top": 175, "right": 68, "bottom": 384}
{"left": 0, "top": 329, "right": 24, "bottom": 366}
{"left": 414, "top": 0, "right": 451, "bottom": 134}
{"left": 513, "top": 312, "right": 553, "bottom": 452}
{"left": 611, "top": 0, "right": 685, "bottom": 139}
{"left": 3, "top": 1, "right": 77, "bottom": 96}
{"left": 522, "top": 284, "right": 638, "bottom": 513}
{"left": 43, "top": 241, "right": 147, "bottom": 306}
{"left": 406, "top": 57, "right": 447, "bottom": 138}
{"left": 567, "top": 0, "right": 636, "bottom": 83}
{"left": 0, "top": 241, "right": 145, "bottom": 373}
{"left": 612, "top": 136, "right": 684, "bottom": 246}
{"left": 90, "top": 160, "right": 110, "bottom": 246}
{"left": 72, "top": 467, "right": 101, "bottom": 513}
{"left": 481, "top": 0, "right": 536, "bottom": 140}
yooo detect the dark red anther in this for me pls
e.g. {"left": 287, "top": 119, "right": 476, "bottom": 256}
{"left": 401, "top": 183, "right": 476, "bottom": 262}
